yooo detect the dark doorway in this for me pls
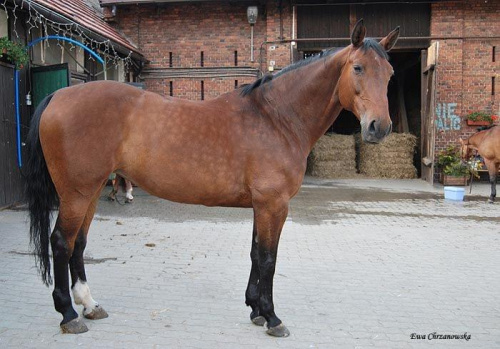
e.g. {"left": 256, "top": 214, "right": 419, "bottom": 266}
{"left": 326, "top": 50, "right": 423, "bottom": 176}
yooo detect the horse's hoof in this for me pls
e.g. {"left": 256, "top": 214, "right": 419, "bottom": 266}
{"left": 251, "top": 315, "right": 266, "bottom": 326}
{"left": 125, "top": 198, "right": 133, "bottom": 203}
{"left": 266, "top": 323, "right": 290, "bottom": 337}
{"left": 84, "top": 305, "right": 108, "bottom": 320}
{"left": 60, "top": 317, "right": 88, "bottom": 334}
{"left": 488, "top": 198, "right": 494, "bottom": 204}
{"left": 107, "top": 196, "right": 115, "bottom": 201}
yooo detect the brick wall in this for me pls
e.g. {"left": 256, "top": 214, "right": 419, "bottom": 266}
{"left": 110, "top": 0, "right": 499, "bottom": 182}
{"left": 112, "top": 2, "right": 294, "bottom": 100}
{"left": 431, "top": 0, "right": 499, "bottom": 158}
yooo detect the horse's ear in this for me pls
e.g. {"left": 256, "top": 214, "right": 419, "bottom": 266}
{"left": 351, "top": 19, "right": 366, "bottom": 47}
{"left": 459, "top": 138, "right": 464, "bottom": 145}
{"left": 380, "top": 26, "right": 400, "bottom": 51}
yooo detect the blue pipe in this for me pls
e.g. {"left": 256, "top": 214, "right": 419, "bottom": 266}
{"left": 15, "top": 69, "right": 22, "bottom": 168}
{"left": 14, "top": 36, "right": 105, "bottom": 168}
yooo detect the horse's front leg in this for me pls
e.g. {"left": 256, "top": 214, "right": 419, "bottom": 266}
{"left": 251, "top": 195, "right": 290, "bottom": 337}
{"left": 485, "top": 160, "right": 498, "bottom": 203}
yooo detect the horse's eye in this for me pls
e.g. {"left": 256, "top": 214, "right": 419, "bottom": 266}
{"left": 353, "top": 65, "right": 363, "bottom": 74}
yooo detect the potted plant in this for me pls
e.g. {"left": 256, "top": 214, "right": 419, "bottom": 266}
{"left": 0, "top": 36, "right": 29, "bottom": 69}
{"left": 466, "top": 112, "right": 494, "bottom": 126}
{"left": 437, "top": 145, "right": 470, "bottom": 185}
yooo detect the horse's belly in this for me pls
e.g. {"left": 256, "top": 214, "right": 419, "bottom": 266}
{"left": 125, "top": 163, "right": 252, "bottom": 208}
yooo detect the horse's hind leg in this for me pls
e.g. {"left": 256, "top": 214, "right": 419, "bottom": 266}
{"left": 70, "top": 188, "right": 108, "bottom": 320}
{"left": 485, "top": 160, "right": 498, "bottom": 203}
{"left": 51, "top": 198, "right": 91, "bottom": 334}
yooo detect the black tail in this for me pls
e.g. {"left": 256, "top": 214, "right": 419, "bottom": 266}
{"left": 25, "top": 93, "right": 58, "bottom": 286}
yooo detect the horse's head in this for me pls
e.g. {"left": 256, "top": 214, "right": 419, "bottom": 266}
{"left": 338, "top": 20, "right": 400, "bottom": 143}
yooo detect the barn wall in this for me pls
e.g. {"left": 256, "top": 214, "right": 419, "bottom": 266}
{"left": 431, "top": 0, "right": 499, "bottom": 157}
{"left": 112, "top": 2, "right": 294, "bottom": 99}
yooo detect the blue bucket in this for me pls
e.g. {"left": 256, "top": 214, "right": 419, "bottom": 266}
{"left": 444, "top": 186, "right": 465, "bottom": 201}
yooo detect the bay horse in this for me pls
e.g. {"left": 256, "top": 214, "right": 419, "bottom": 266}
{"left": 25, "top": 20, "right": 399, "bottom": 336}
{"left": 460, "top": 125, "right": 500, "bottom": 203}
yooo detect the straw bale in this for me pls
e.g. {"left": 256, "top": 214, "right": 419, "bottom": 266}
{"left": 309, "top": 160, "right": 358, "bottom": 179}
{"left": 307, "top": 134, "right": 357, "bottom": 178}
{"left": 358, "top": 133, "right": 417, "bottom": 179}
{"left": 309, "top": 134, "right": 356, "bottom": 162}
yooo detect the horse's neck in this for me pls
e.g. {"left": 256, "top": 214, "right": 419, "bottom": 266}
{"left": 259, "top": 48, "right": 348, "bottom": 155}
{"left": 469, "top": 130, "right": 488, "bottom": 150}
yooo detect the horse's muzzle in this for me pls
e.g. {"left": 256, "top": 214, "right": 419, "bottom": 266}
{"left": 363, "top": 119, "right": 392, "bottom": 143}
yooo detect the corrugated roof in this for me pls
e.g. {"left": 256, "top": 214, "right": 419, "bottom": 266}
{"left": 33, "top": 0, "right": 142, "bottom": 57}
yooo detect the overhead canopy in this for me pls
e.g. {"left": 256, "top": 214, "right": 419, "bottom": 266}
{"left": 22, "top": 0, "right": 146, "bottom": 63}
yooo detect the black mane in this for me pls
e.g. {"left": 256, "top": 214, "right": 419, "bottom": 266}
{"left": 240, "top": 39, "right": 388, "bottom": 97}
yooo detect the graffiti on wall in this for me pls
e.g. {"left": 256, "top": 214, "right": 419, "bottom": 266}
{"left": 436, "top": 102, "right": 461, "bottom": 131}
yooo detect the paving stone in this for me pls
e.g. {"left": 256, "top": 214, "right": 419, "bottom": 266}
{"left": 0, "top": 179, "right": 498, "bottom": 348}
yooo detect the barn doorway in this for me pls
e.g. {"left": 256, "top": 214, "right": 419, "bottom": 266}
{"left": 328, "top": 50, "right": 423, "bottom": 176}
{"left": 296, "top": 2, "right": 431, "bottom": 178}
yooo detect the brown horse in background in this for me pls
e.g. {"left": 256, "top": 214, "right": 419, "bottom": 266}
{"left": 460, "top": 126, "right": 500, "bottom": 203}
{"left": 25, "top": 20, "right": 399, "bottom": 336}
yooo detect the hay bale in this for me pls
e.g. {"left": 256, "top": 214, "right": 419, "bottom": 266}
{"left": 358, "top": 133, "right": 417, "bottom": 179}
{"left": 309, "top": 133, "right": 355, "bottom": 162}
{"left": 307, "top": 134, "right": 357, "bottom": 178}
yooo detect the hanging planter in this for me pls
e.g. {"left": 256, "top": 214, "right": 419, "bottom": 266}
{"left": 465, "top": 112, "right": 496, "bottom": 127}
{"left": 0, "top": 36, "right": 29, "bottom": 69}
{"left": 466, "top": 120, "right": 491, "bottom": 126}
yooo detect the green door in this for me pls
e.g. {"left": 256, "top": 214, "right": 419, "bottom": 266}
{"left": 32, "top": 63, "right": 70, "bottom": 108}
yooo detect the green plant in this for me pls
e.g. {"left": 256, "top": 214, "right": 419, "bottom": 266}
{"left": 437, "top": 145, "right": 474, "bottom": 177}
{"left": 437, "top": 145, "right": 460, "bottom": 168}
{"left": 0, "top": 36, "right": 29, "bottom": 69}
{"left": 466, "top": 111, "right": 493, "bottom": 123}
{"left": 442, "top": 161, "right": 469, "bottom": 176}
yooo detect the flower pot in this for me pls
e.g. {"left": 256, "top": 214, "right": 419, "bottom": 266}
{"left": 440, "top": 174, "right": 468, "bottom": 186}
{"left": 466, "top": 120, "right": 491, "bottom": 126}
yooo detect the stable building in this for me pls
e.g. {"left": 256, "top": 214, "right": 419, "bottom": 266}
{"left": 101, "top": 0, "right": 499, "bottom": 184}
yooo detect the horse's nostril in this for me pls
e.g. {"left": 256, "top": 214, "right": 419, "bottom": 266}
{"left": 368, "top": 120, "right": 377, "bottom": 134}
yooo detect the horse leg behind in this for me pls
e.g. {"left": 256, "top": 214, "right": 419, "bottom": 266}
{"left": 484, "top": 159, "right": 498, "bottom": 203}
{"left": 245, "top": 223, "right": 266, "bottom": 326}
{"left": 248, "top": 193, "right": 290, "bottom": 337}
{"left": 124, "top": 179, "right": 134, "bottom": 203}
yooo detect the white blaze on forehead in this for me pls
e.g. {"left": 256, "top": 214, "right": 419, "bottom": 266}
{"left": 72, "top": 279, "right": 98, "bottom": 315}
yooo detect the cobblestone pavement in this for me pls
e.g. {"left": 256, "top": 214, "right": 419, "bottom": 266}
{"left": 0, "top": 178, "right": 499, "bottom": 348}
